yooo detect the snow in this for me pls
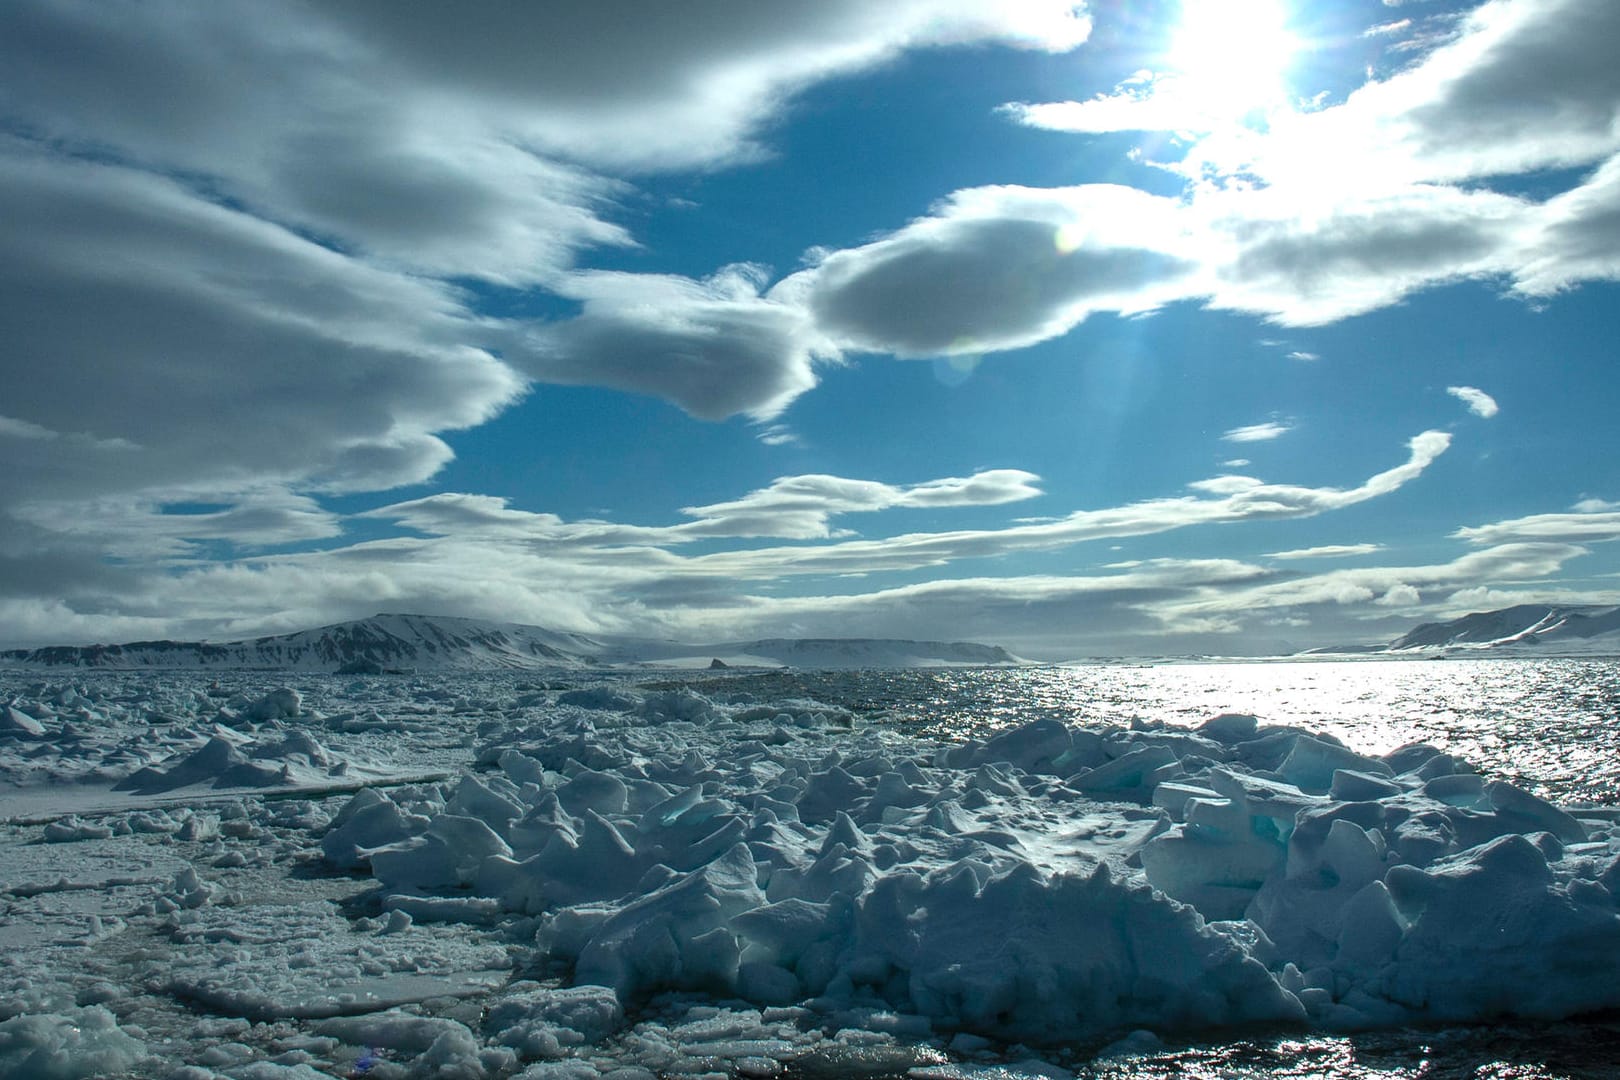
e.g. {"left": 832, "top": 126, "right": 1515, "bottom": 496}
{"left": 1, "top": 668, "right": 1619, "bottom": 1078}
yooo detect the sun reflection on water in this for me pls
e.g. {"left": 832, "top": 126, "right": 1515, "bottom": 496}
{"left": 726, "top": 659, "right": 1620, "bottom": 806}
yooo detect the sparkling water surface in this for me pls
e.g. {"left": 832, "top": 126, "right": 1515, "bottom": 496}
{"left": 693, "top": 658, "right": 1620, "bottom": 805}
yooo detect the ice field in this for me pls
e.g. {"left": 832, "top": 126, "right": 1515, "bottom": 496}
{"left": 3, "top": 663, "right": 1620, "bottom": 1079}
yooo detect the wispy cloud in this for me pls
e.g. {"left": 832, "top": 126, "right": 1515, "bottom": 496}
{"left": 1221, "top": 420, "right": 1294, "bottom": 443}
{"left": 1266, "top": 543, "right": 1385, "bottom": 560}
{"left": 1453, "top": 507, "right": 1620, "bottom": 546}
{"left": 1, "top": 431, "right": 1455, "bottom": 653}
{"left": 1447, "top": 385, "right": 1500, "bottom": 418}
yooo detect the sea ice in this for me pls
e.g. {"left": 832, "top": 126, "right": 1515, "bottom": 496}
{"left": 3, "top": 668, "right": 1620, "bottom": 1078}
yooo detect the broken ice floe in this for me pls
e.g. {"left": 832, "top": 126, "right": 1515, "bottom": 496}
{"left": 312, "top": 690, "right": 1620, "bottom": 1050}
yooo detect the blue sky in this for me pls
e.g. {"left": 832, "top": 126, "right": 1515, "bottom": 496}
{"left": 3, "top": 0, "right": 1619, "bottom": 657}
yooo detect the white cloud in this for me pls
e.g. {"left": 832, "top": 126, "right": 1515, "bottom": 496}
{"left": 1196, "top": 183, "right": 1529, "bottom": 326}
{"left": 0, "top": 1, "right": 1091, "bottom": 284}
{"left": 4, "top": 431, "right": 1456, "bottom": 654}
{"left": 1188, "top": 476, "right": 1266, "bottom": 495}
{"left": 646, "top": 430, "right": 1452, "bottom": 580}
{"left": 0, "top": 144, "right": 522, "bottom": 512}
{"left": 0, "top": 0, "right": 1098, "bottom": 517}
{"left": 1514, "top": 154, "right": 1620, "bottom": 295}
{"left": 1453, "top": 509, "right": 1620, "bottom": 546}
{"left": 1221, "top": 421, "right": 1293, "bottom": 443}
{"left": 984, "top": 0, "right": 1620, "bottom": 334}
{"left": 1266, "top": 543, "right": 1385, "bottom": 560}
{"left": 1286, "top": 351, "right": 1320, "bottom": 362}
{"left": 369, "top": 468, "right": 1045, "bottom": 545}
{"left": 510, "top": 265, "right": 839, "bottom": 421}
{"left": 1375, "top": 583, "right": 1423, "bottom": 606}
{"left": 756, "top": 425, "right": 803, "bottom": 447}
{"left": 1446, "top": 385, "right": 1500, "bottom": 417}
{"left": 15, "top": 491, "right": 342, "bottom": 559}
{"left": 798, "top": 184, "right": 1197, "bottom": 357}
{"left": 1155, "top": 542, "right": 1588, "bottom": 626}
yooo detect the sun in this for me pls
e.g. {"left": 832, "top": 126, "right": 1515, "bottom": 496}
{"left": 1165, "top": 0, "right": 1300, "bottom": 122}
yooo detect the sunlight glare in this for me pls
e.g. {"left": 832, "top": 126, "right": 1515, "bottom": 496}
{"left": 1166, "top": 0, "right": 1299, "bottom": 121}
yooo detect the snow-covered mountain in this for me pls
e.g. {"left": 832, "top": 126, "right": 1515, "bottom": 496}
{"left": 0, "top": 613, "right": 606, "bottom": 672}
{"left": 1388, "top": 603, "right": 1620, "bottom": 653}
{"left": 0, "top": 613, "right": 1021, "bottom": 671}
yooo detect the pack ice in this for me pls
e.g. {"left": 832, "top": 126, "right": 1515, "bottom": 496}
{"left": 3, "top": 673, "right": 1620, "bottom": 1079}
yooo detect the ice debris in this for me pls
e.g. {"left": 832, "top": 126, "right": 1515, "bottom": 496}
{"left": 314, "top": 688, "right": 1620, "bottom": 1048}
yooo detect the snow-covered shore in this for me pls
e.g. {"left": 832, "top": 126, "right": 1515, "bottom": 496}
{"left": 3, "top": 670, "right": 1619, "bottom": 1078}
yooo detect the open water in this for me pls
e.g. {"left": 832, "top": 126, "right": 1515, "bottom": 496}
{"left": 689, "top": 657, "right": 1620, "bottom": 806}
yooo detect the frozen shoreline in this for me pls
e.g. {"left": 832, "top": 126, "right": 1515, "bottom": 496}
{"left": 3, "top": 670, "right": 1620, "bottom": 1079}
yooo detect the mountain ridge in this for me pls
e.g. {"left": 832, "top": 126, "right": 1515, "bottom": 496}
{"left": 0, "top": 613, "right": 1022, "bottom": 671}
{"left": 1388, "top": 603, "right": 1620, "bottom": 653}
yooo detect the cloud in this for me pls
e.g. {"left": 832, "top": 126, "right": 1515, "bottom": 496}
{"left": 1286, "top": 351, "right": 1320, "bottom": 362}
{"left": 663, "top": 430, "right": 1451, "bottom": 579}
{"left": 0, "top": 1, "right": 1091, "bottom": 284}
{"left": 1221, "top": 421, "right": 1293, "bottom": 443}
{"left": 508, "top": 266, "right": 839, "bottom": 422}
{"left": 798, "top": 184, "right": 1197, "bottom": 356}
{"left": 1266, "top": 544, "right": 1385, "bottom": 560}
{"left": 0, "top": 0, "right": 1097, "bottom": 514}
{"left": 985, "top": 0, "right": 1620, "bottom": 331}
{"left": 1446, "top": 385, "right": 1500, "bottom": 417}
{"left": 782, "top": 171, "right": 1535, "bottom": 355}
{"left": 1452, "top": 508, "right": 1620, "bottom": 546}
{"left": 1197, "top": 183, "right": 1529, "bottom": 326}
{"left": 1020, "top": 0, "right": 1620, "bottom": 190}
{"left": 14, "top": 491, "right": 342, "bottom": 559}
{"left": 1514, "top": 154, "right": 1620, "bottom": 295}
{"left": 0, "top": 143, "right": 522, "bottom": 514}
{"left": 3, "top": 431, "right": 1455, "bottom": 653}
{"left": 1152, "top": 542, "right": 1590, "bottom": 628}
{"left": 369, "top": 468, "right": 1045, "bottom": 545}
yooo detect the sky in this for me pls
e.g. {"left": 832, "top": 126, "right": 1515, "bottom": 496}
{"left": 3, "top": 0, "right": 1620, "bottom": 659}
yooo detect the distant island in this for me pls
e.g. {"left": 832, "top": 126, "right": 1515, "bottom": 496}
{"left": 0, "top": 612, "right": 1023, "bottom": 672}
{"left": 1310, "top": 603, "right": 1620, "bottom": 657}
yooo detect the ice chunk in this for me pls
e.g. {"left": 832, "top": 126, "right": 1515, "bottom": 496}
{"left": 1140, "top": 821, "right": 1285, "bottom": 920}
{"left": 0, "top": 1007, "right": 147, "bottom": 1079}
{"left": 1329, "top": 769, "right": 1403, "bottom": 802}
{"left": 572, "top": 843, "right": 764, "bottom": 999}
{"left": 1071, "top": 745, "right": 1176, "bottom": 800}
{"left": 318, "top": 1011, "right": 484, "bottom": 1077}
{"left": 1380, "top": 834, "right": 1620, "bottom": 1020}
{"left": 370, "top": 813, "right": 512, "bottom": 892}
{"left": 853, "top": 861, "right": 1304, "bottom": 1040}
{"left": 0, "top": 706, "right": 45, "bottom": 739}
{"left": 1151, "top": 782, "right": 1221, "bottom": 820}
{"left": 1199, "top": 713, "right": 1259, "bottom": 742}
{"left": 321, "top": 789, "right": 428, "bottom": 869}
{"left": 243, "top": 687, "right": 302, "bottom": 721}
{"left": 1277, "top": 736, "right": 1392, "bottom": 794}
{"left": 1485, "top": 780, "right": 1588, "bottom": 843}
{"left": 974, "top": 719, "right": 1073, "bottom": 773}
{"left": 1334, "top": 880, "right": 1404, "bottom": 970}
{"left": 485, "top": 984, "right": 624, "bottom": 1059}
